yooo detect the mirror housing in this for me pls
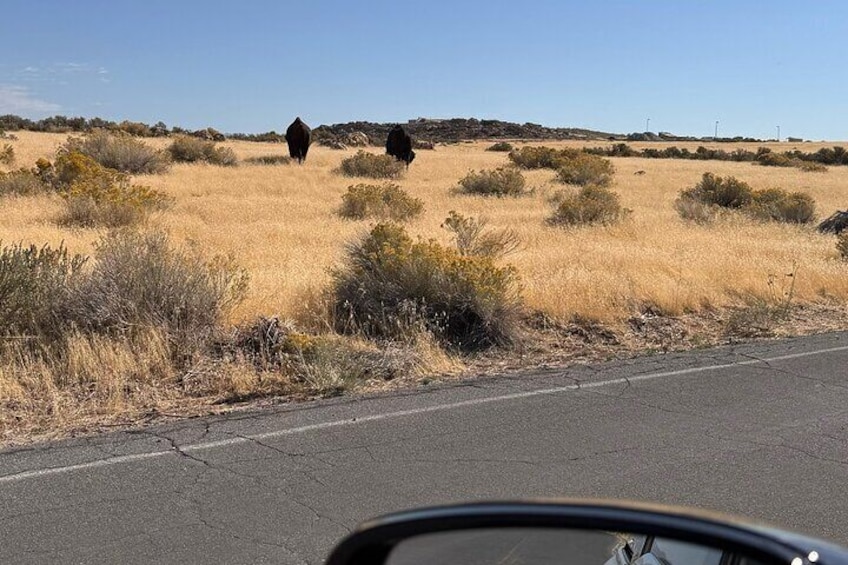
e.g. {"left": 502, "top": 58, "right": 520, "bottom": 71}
{"left": 325, "top": 500, "right": 844, "bottom": 565}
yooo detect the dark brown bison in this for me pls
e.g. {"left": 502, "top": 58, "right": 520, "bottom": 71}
{"left": 386, "top": 125, "right": 415, "bottom": 166}
{"left": 285, "top": 117, "right": 311, "bottom": 163}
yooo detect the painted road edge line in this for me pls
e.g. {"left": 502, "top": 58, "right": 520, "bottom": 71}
{"left": 2, "top": 343, "right": 847, "bottom": 484}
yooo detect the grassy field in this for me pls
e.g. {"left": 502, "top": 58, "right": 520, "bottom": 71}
{"left": 2, "top": 131, "right": 847, "bottom": 442}
{"left": 4, "top": 132, "right": 848, "bottom": 323}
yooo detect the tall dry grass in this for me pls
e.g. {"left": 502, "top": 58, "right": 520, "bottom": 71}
{"left": 3, "top": 132, "right": 848, "bottom": 440}
{"left": 2, "top": 133, "right": 848, "bottom": 325}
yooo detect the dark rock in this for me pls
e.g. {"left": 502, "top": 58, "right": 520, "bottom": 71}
{"left": 817, "top": 210, "right": 848, "bottom": 234}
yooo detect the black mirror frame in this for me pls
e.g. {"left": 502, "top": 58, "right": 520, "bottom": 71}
{"left": 325, "top": 499, "right": 829, "bottom": 565}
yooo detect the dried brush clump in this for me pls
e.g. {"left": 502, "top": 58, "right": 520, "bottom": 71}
{"left": 62, "top": 130, "right": 171, "bottom": 174}
{"left": 339, "top": 183, "right": 424, "bottom": 221}
{"left": 331, "top": 222, "right": 522, "bottom": 350}
{"left": 338, "top": 151, "right": 405, "bottom": 179}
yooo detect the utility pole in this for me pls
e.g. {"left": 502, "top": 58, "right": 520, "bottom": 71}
{"left": 646, "top": 118, "right": 650, "bottom": 132}
{"left": 776, "top": 125, "right": 780, "bottom": 142}
{"left": 714, "top": 120, "right": 719, "bottom": 140}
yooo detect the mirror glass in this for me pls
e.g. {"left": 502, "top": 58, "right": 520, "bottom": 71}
{"left": 385, "top": 527, "right": 766, "bottom": 565}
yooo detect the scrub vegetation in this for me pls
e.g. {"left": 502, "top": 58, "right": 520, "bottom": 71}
{"left": 2, "top": 131, "right": 848, "bottom": 443}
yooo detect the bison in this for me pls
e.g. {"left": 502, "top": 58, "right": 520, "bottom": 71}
{"left": 285, "top": 117, "right": 311, "bottom": 163}
{"left": 386, "top": 125, "right": 415, "bottom": 166}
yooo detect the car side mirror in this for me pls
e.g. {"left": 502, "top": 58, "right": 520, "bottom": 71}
{"left": 325, "top": 500, "right": 842, "bottom": 565}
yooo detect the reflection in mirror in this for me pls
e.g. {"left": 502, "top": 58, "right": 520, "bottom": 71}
{"left": 385, "top": 528, "right": 767, "bottom": 565}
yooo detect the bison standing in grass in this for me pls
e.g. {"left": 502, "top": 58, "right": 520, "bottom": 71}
{"left": 285, "top": 117, "right": 311, "bottom": 163}
{"left": 386, "top": 125, "right": 415, "bottom": 167}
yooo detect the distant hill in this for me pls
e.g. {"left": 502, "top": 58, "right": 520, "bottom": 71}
{"left": 312, "top": 118, "right": 619, "bottom": 144}
{"left": 0, "top": 113, "right": 769, "bottom": 144}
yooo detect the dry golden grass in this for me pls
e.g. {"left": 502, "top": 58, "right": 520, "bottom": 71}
{"left": 3, "top": 132, "right": 848, "bottom": 325}
{"left": 2, "top": 132, "right": 848, "bottom": 443}
{"left": 0, "top": 329, "right": 178, "bottom": 440}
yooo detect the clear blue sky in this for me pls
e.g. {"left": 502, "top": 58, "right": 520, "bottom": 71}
{"left": 2, "top": 1, "right": 846, "bottom": 140}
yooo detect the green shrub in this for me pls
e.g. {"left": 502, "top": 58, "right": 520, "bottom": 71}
{"left": 62, "top": 131, "right": 171, "bottom": 174}
{"left": 457, "top": 166, "right": 527, "bottom": 196}
{"left": 549, "top": 185, "right": 628, "bottom": 226}
{"left": 339, "top": 183, "right": 423, "bottom": 221}
{"left": 47, "top": 152, "right": 170, "bottom": 228}
{"left": 243, "top": 154, "right": 292, "bottom": 165}
{"left": 167, "top": 135, "right": 237, "bottom": 166}
{"left": 508, "top": 146, "right": 577, "bottom": 169}
{"left": 442, "top": 211, "right": 520, "bottom": 259}
{"left": 555, "top": 153, "right": 615, "bottom": 186}
{"left": 0, "top": 144, "right": 14, "bottom": 166}
{"left": 339, "top": 151, "right": 405, "bottom": 179}
{"left": 332, "top": 223, "right": 522, "bottom": 350}
{"left": 679, "top": 173, "right": 753, "bottom": 209}
{"left": 0, "top": 242, "right": 86, "bottom": 339}
{"left": 838, "top": 233, "right": 848, "bottom": 260}
{"left": 64, "top": 230, "right": 248, "bottom": 359}
{"left": 0, "top": 169, "right": 44, "bottom": 196}
{"left": 746, "top": 188, "right": 816, "bottom": 224}
{"left": 486, "top": 141, "right": 514, "bottom": 152}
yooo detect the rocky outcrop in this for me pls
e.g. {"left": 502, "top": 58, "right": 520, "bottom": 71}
{"left": 317, "top": 137, "right": 347, "bottom": 150}
{"left": 343, "top": 132, "right": 370, "bottom": 147}
{"left": 312, "top": 118, "right": 619, "bottom": 145}
{"left": 192, "top": 127, "right": 226, "bottom": 141}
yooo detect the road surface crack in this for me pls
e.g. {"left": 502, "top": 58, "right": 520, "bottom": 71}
{"left": 737, "top": 353, "right": 848, "bottom": 391}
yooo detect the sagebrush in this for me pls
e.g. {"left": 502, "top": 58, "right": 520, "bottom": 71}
{"left": 679, "top": 173, "right": 753, "bottom": 209}
{"left": 457, "top": 166, "right": 527, "bottom": 196}
{"left": 676, "top": 173, "right": 816, "bottom": 224}
{"left": 442, "top": 211, "right": 520, "bottom": 259}
{"left": 0, "top": 169, "right": 44, "bottom": 196}
{"left": 339, "top": 151, "right": 405, "bottom": 179}
{"left": 486, "top": 141, "right": 513, "bottom": 152}
{"left": 746, "top": 188, "right": 816, "bottom": 224}
{"left": 332, "top": 223, "right": 522, "bottom": 350}
{"left": 339, "top": 183, "right": 423, "bottom": 221}
{"left": 62, "top": 131, "right": 171, "bottom": 174}
{"left": 48, "top": 152, "right": 170, "bottom": 227}
{"left": 549, "top": 185, "right": 628, "bottom": 226}
{"left": 0, "top": 242, "right": 87, "bottom": 340}
{"left": 63, "top": 230, "right": 249, "bottom": 361}
{"left": 508, "top": 146, "right": 577, "bottom": 169}
{"left": 555, "top": 152, "right": 614, "bottom": 187}
{"left": 168, "top": 135, "right": 237, "bottom": 166}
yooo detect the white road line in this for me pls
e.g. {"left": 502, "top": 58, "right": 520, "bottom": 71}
{"left": 2, "top": 343, "right": 846, "bottom": 484}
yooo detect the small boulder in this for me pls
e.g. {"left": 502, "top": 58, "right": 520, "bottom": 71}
{"left": 318, "top": 137, "right": 347, "bottom": 150}
{"left": 817, "top": 210, "right": 848, "bottom": 234}
{"left": 343, "top": 132, "right": 370, "bottom": 147}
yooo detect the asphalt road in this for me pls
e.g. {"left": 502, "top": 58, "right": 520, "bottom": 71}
{"left": 2, "top": 331, "right": 847, "bottom": 564}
